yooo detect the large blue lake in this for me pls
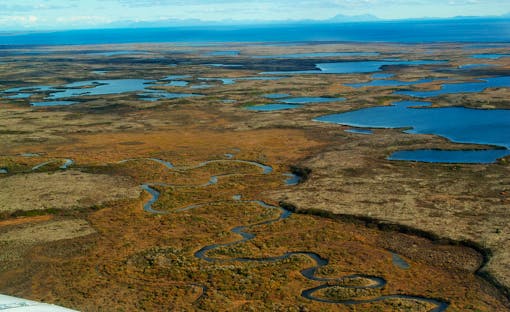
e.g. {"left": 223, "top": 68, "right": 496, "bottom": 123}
{"left": 1, "top": 19, "right": 509, "bottom": 45}
{"left": 315, "top": 101, "right": 510, "bottom": 163}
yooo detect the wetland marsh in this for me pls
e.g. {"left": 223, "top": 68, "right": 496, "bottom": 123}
{"left": 0, "top": 41, "right": 509, "bottom": 311}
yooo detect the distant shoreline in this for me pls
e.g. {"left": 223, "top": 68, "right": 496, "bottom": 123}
{"left": 0, "top": 18, "right": 509, "bottom": 46}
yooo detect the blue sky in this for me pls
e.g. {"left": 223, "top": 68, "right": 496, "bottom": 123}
{"left": 0, "top": 0, "right": 508, "bottom": 30}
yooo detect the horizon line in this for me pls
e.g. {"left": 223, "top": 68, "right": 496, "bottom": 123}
{"left": 1, "top": 14, "right": 509, "bottom": 33}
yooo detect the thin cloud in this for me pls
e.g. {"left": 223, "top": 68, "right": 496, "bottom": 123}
{"left": 0, "top": 0, "right": 507, "bottom": 30}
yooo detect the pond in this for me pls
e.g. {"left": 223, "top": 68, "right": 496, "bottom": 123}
{"left": 246, "top": 103, "right": 300, "bottom": 111}
{"left": 471, "top": 54, "right": 510, "bottom": 59}
{"left": 2, "top": 78, "right": 202, "bottom": 105}
{"left": 345, "top": 128, "right": 373, "bottom": 135}
{"left": 46, "top": 79, "right": 155, "bottom": 99}
{"left": 262, "top": 59, "right": 446, "bottom": 75}
{"left": 389, "top": 149, "right": 510, "bottom": 164}
{"left": 205, "top": 50, "right": 240, "bottom": 56}
{"left": 248, "top": 96, "right": 345, "bottom": 111}
{"left": 315, "top": 101, "right": 510, "bottom": 163}
{"left": 254, "top": 52, "right": 380, "bottom": 58}
{"left": 31, "top": 101, "right": 79, "bottom": 106}
{"left": 280, "top": 97, "right": 345, "bottom": 104}
{"left": 395, "top": 76, "right": 510, "bottom": 98}
{"left": 346, "top": 78, "right": 435, "bottom": 88}
{"left": 87, "top": 51, "right": 151, "bottom": 56}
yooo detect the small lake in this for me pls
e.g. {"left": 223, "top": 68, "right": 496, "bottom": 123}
{"left": 205, "top": 50, "right": 240, "bottom": 56}
{"left": 92, "top": 70, "right": 108, "bottom": 75}
{"left": 471, "top": 54, "right": 510, "bottom": 59}
{"left": 162, "top": 75, "right": 191, "bottom": 80}
{"left": 264, "top": 93, "right": 290, "bottom": 99}
{"left": 164, "top": 80, "right": 189, "bottom": 87}
{"left": 263, "top": 59, "right": 446, "bottom": 75}
{"left": 139, "top": 91, "right": 201, "bottom": 101}
{"left": 5, "top": 93, "right": 32, "bottom": 99}
{"left": 315, "top": 101, "right": 510, "bottom": 163}
{"left": 346, "top": 78, "right": 435, "bottom": 88}
{"left": 254, "top": 52, "right": 380, "bottom": 58}
{"left": 237, "top": 76, "right": 287, "bottom": 81}
{"left": 87, "top": 51, "right": 151, "bottom": 56}
{"left": 458, "top": 64, "right": 493, "bottom": 70}
{"left": 396, "top": 76, "right": 510, "bottom": 98}
{"left": 248, "top": 96, "right": 345, "bottom": 111}
{"left": 32, "top": 101, "right": 78, "bottom": 106}
{"left": 190, "top": 84, "right": 213, "bottom": 89}
{"left": 206, "top": 63, "right": 243, "bottom": 68}
{"left": 247, "top": 103, "right": 300, "bottom": 111}
{"left": 283, "top": 173, "right": 301, "bottom": 185}
{"left": 2, "top": 78, "right": 202, "bottom": 105}
{"left": 198, "top": 77, "right": 236, "bottom": 85}
{"left": 4, "top": 85, "right": 56, "bottom": 93}
{"left": 389, "top": 149, "right": 510, "bottom": 164}
{"left": 47, "top": 79, "right": 155, "bottom": 99}
{"left": 391, "top": 252, "right": 411, "bottom": 269}
{"left": 345, "top": 128, "right": 373, "bottom": 135}
{"left": 280, "top": 97, "right": 345, "bottom": 104}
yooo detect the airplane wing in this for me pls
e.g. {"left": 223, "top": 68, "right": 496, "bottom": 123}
{"left": 0, "top": 294, "right": 78, "bottom": 311}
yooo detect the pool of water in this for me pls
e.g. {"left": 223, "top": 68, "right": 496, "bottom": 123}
{"left": 458, "top": 64, "right": 493, "bottom": 70}
{"left": 283, "top": 173, "right": 301, "bottom": 185}
{"left": 198, "top": 77, "right": 236, "bottom": 85}
{"left": 32, "top": 101, "right": 79, "bottom": 106}
{"left": 396, "top": 76, "right": 510, "bottom": 98}
{"left": 238, "top": 76, "right": 287, "bottom": 81}
{"left": 471, "top": 54, "right": 510, "bottom": 59}
{"left": 346, "top": 78, "right": 435, "bottom": 88}
{"left": 92, "top": 70, "right": 108, "bottom": 75}
{"left": 5, "top": 93, "right": 32, "bottom": 99}
{"left": 248, "top": 95, "right": 345, "bottom": 111}
{"left": 205, "top": 50, "right": 240, "bottom": 56}
{"left": 345, "top": 128, "right": 373, "bottom": 135}
{"left": 254, "top": 52, "right": 380, "bottom": 58}
{"left": 4, "top": 85, "right": 56, "bottom": 93}
{"left": 88, "top": 51, "right": 151, "bottom": 56}
{"left": 247, "top": 103, "right": 301, "bottom": 111}
{"left": 264, "top": 93, "right": 290, "bottom": 99}
{"left": 280, "top": 97, "right": 345, "bottom": 104}
{"left": 391, "top": 252, "right": 411, "bottom": 269}
{"left": 190, "top": 84, "right": 213, "bottom": 89}
{"left": 315, "top": 101, "right": 510, "bottom": 163}
{"left": 165, "top": 81, "right": 189, "bottom": 87}
{"left": 46, "top": 79, "right": 155, "bottom": 99}
{"left": 206, "top": 63, "right": 243, "bottom": 68}
{"left": 263, "top": 60, "right": 446, "bottom": 75}
{"left": 139, "top": 91, "right": 201, "bottom": 101}
{"left": 162, "top": 75, "right": 191, "bottom": 80}
{"left": 389, "top": 149, "right": 510, "bottom": 164}
{"left": 2, "top": 78, "right": 205, "bottom": 105}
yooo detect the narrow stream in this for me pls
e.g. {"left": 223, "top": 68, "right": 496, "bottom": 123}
{"left": 137, "top": 155, "right": 449, "bottom": 310}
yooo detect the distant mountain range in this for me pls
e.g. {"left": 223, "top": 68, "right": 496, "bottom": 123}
{"left": 102, "top": 13, "right": 510, "bottom": 29}
{"left": 105, "top": 14, "right": 380, "bottom": 28}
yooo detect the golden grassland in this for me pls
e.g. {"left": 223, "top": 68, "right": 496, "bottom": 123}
{"left": 0, "top": 42, "right": 509, "bottom": 310}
